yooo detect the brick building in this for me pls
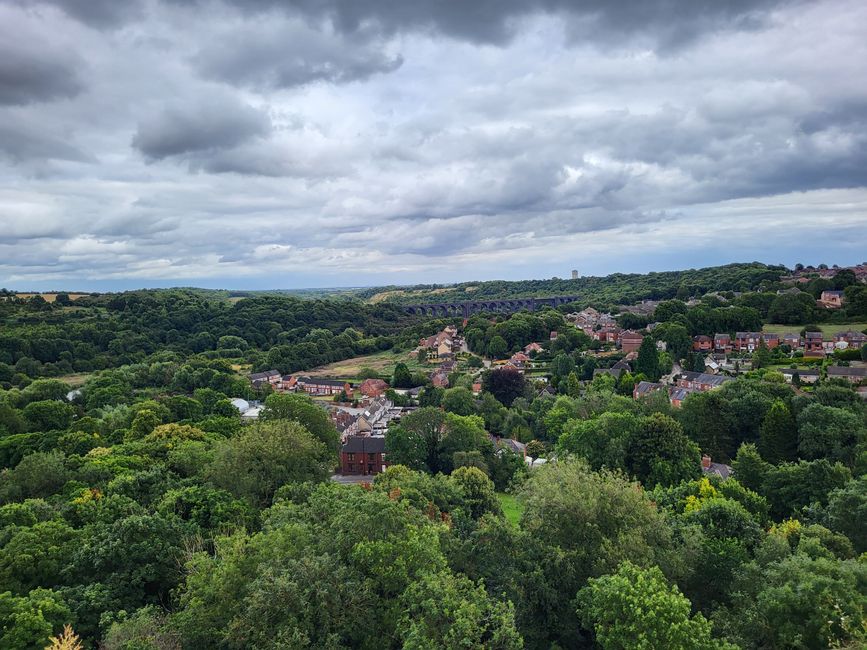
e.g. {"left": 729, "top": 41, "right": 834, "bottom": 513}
{"left": 341, "top": 436, "right": 388, "bottom": 475}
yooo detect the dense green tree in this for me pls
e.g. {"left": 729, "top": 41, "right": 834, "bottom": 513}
{"left": 557, "top": 411, "right": 637, "bottom": 470}
{"left": 487, "top": 336, "right": 508, "bottom": 359}
{"left": 577, "top": 562, "right": 732, "bottom": 650}
{"left": 22, "top": 400, "right": 74, "bottom": 431}
{"left": 392, "top": 362, "right": 414, "bottom": 388}
{"left": 762, "top": 459, "right": 851, "bottom": 519}
{"left": 796, "top": 403, "right": 863, "bottom": 465}
{"left": 679, "top": 392, "right": 734, "bottom": 461}
{"left": 719, "top": 553, "right": 866, "bottom": 649}
{"left": 758, "top": 400, "right": 797, "bottom": 464}
{"left": 0, "top": 520, "right": 81, "bottom": 593}
{"left": 208, "top": 420, "right": 332, "bottom": 506}
{"left": 824, "top": 477, "right": 867, "bottom": 553}
{"left": 441, "top": 386, "right": 477, "bottom": 416}
{"left": 634, "top": 336, "right": 661, "bottom": 381}
{"left": 398, "top": 571, "right": 523, "bottom": 649}
{"left": 767, "top": 292, "right": 817, "bottom": 324}
{"left": 0, "top": 404, "right": 27, "bottom": 436}
{"left": 72, "top": 512, "right": 190, "bottom": 615}
{"left": 0, "top": 451, "right": 69, "bottom": 504}
{"left": 0, "top": 588, "right": 71, "bottom": 650}
{"left": 260, "top": 392, "right": 340, "bottom": 454}
{"left": 626, "top": 413, "right": 701, "bottom": 488}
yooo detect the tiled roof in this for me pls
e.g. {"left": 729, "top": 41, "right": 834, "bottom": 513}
{"left": 342, "top": 436, "right": 386, "bottom": 453}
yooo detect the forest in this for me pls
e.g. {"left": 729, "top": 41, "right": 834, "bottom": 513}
{"left": 0, "top": 271, "right": 865, "bottom": 649}
{"left": 355, "top": 262, "right": 788, "bottom": 306}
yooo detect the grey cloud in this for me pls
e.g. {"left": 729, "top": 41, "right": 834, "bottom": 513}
{"left": 194, "top": 18, "right": 403, "bottom": 89}
{"left": 19, "top": 0, "right": 145, "bottom": 28}
{"left": 172, "top": 0, "right": 798, "bottom": 48}
{"left": 132, "top": 98, "right": 272, "bottom": 160}
{"left": 0, "top": 113, "right": 93, "bottom": 163}
{"left": 0, "top": 24, "right": 84, "bottom": 105}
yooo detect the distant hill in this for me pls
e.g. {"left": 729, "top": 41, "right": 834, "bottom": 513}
{"left": 357, "top": 262, "right": 788, "bottom": 308}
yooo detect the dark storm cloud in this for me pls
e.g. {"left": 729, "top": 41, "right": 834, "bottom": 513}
{"left": 18, "top": 0, "right": 145, "bottom": 28}
{"left": 172, "top": 0, "right": 796, "bottom": 48}
{"left": 1, "top": 0, "right": 865, "bottom": 289}
{"left": 0, "top": 23, "right": 83, "bottom": 105}
{"left": 132, "top": 98, "right": 272, "bottom": 160}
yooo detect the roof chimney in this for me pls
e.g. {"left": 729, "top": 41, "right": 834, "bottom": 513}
{"left": 701, "top": 454, "right": 711, "bottom": 469}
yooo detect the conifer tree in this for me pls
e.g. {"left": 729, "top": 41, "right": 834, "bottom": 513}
{"left": 759, "top": 400, "right": 797, "bottom": 463}
{"left": 635, "top": 336, "right": 661, "bottom": 381}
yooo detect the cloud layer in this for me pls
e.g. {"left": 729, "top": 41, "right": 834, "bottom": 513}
{"left": 1, "top": 0, "right": 866, "bottom": 290}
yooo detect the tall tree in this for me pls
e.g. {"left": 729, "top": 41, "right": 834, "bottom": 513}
{"left": 634, "top": 336, "right": 661, "bottom": 381}
{"left": 758, "top": 400, "right": 797, "bottom": 464}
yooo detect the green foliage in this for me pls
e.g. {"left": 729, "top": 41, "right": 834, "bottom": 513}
{"left": 441, "top": 386, "right": 477, "bottom": 416}
{"left": 577, "top": 561, "right": 733, "bottom": 650}
{"left": 0, "top": 588, "right": 72, "bottom": 650}
{"left": 634, "top": 336, "right": 661, "bottom": 381}
{"left": 520, "top": 459, "right": 674, "bottom": 584}
{"left": 208, "top": 420, "right": 333, "bottom": 507}
{"left": 719, "top": 553, "right": 866, "bottom": 649}
{"left": 758, "top": 400, "right": 797, "bottom": 463}
{"left": 398, "top": 571, "right": 523, "bottom": 649}
{"left": 558, "top": 411, "right": 699, "bottom": 488}
{"left": 260, "top": 392, "right": 340, "bottom": 455}
{"left": 386, "top": 408, "right": 491, "bottom": 475}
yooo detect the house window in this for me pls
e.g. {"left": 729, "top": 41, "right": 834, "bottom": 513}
{"left": 347, "top": 453, "right": 355, "bottom": 462}
{"left": 368, "top": 453, "right": 376, "bottom": 461}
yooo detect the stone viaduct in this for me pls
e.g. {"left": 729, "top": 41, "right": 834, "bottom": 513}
{"left": 404, "top": 295, "right": 581, "bottom": 319}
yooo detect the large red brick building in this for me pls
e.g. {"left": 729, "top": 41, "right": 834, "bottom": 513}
{"left": 340, "top": 436, "right": 388, "bottom": 476}
{"left": 620, "top": 330, "right": 644, "bottom": 353}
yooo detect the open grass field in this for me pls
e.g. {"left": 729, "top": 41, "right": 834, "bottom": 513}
{"left": 304, "top": 350, "right": 429, "bottom": 379}
{"left": 763, "top": 322, "right": 867, "bottom": 336}
{"left": 14, "top": 293, "right": 88, "bottom": 302}
{"left": 54, "top": 373, "right": 92, "bottom": 388}
{"left": 497, "top": 492, "right": 524, "bottom": 526}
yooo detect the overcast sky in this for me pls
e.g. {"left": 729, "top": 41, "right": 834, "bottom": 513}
{"left": 2, "top": 0, "right": 866, "bottom": 291}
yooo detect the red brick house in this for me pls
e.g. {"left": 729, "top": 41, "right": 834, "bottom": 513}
{"left": 834, "top": 330, "right": 867, "bottom": 349}
{"left": 341, "top": 436, "right": 388, "bottom": 475}
{"left": 693, "top": 335, "right": 713, "bottom": 352}
{"left": 782, "top": 333, "right": 801, "bottom": 349}
{"left": 620, "top": 330, "right": 644, "bottom": 353}
{"left": 734, "top": 332, "right": 779, "bottom": 352}
{"left": 359, "top": 378, "right": 389, "bottom": 398}
{"left": 594, "top": 326, "right": 621, "bottom": 343}
{"left": 677, "top": 371, "right": 731, "bottom": 392}
{"left": 633, "top": 381, "right": 664, "bottom": 399}
{"left": 714, "top": 334, "right": 732, "bottom": 352}
{"left": 296, "top": 376, "right": 353, "bottom": 396}
{"left": 804, "top": 332, "right": 825, "bottom": 357}
{"left": 826, "top": 366, "right": 867, "bottom": 384}
{"left": 249, "top": 370, "right": 281, "bottom": 387}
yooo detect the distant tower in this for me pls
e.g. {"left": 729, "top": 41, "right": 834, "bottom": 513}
{"left": 571, "top": 269, "right": 578, "bottom": 280}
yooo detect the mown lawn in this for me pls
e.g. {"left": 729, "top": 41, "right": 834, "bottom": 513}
{"left": 497, "top": 492, "right": 524, "bottom": 526}
{"left": 763, "top": 322, "right": 867, "bottom": 335}
{"left": 304, "top": 350, "right": 428, "bottom": 380}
